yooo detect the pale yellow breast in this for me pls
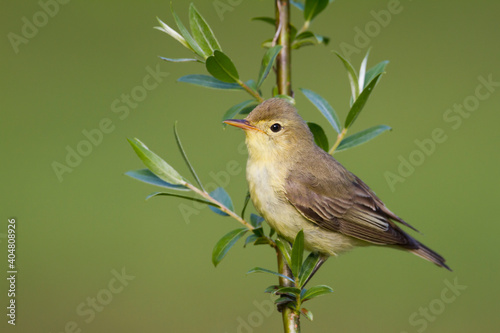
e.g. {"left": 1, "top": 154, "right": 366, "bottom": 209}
{"left": 246, "top": 157, "right": 360, "bottom": 256}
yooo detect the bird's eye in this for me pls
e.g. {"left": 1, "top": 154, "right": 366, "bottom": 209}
{"left": 270, "top": 123, "right": 282, "bottom": 132}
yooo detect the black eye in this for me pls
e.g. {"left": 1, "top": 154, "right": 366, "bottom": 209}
{"left": 270, "top": 123, "right": 282, "bottom": 132}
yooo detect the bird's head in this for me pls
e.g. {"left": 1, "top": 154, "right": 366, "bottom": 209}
{"left": 224, "top": 98, "right": 314, "bottom": 162}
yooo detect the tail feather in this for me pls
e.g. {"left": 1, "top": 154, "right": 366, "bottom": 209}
{"left": 410, "top": 241, "right": 451, "bottom": 271}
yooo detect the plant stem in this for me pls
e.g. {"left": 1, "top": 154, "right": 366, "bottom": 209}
{"left": 275, "top": 1, "right": 299, "bottom": 332}
{"left": 276, "top": 0, "right": 292, "bottom": 96}
{"left": 184, "top": 182, "right": 255, "bottom": 230}
{"left": 329, "top": 127, "right": 348, "bottom": 155}
{"left": 237, "top": 79, "right": 264, "bottom": 103}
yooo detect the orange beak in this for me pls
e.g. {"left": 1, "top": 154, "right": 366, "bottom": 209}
{"left": 223, "top": 119, "right": 263, "bottom": 133}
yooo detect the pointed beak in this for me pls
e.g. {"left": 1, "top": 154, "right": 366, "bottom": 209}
{"left": 223, "top": 119, "right": 263, "bottom": 133}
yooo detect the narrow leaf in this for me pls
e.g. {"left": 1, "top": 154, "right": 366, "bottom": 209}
{"left": 291, "top": 230, "right": 304, "bottom": 278}
{"left": 244, "top": 234, "right": 258, "bottom": 247}
{"left": 146, "top": 192, "right": 218, "bottom": 207}
{"left": 251, "top": 17, "right": 276, "bottom": 25}
{"left": 275, "top": 286, "right": 301, "bottom": 296}
{"left": 358, "top": 48, "right": 371, "bottom": 92}
{"left": 212, "top": 228, "right": 248, "bottom": 267}
{"left": 335, "top": 52, "right": 359, "bottom": 100}
{"left": 174, "top": 122, "right": 204, "bottom": 191}
{"left": 178, "top": 74, "right": 242, "bottom": 90}
{"left": 170, "top": 5, "right": 206, "bottom": 58}
{"left": 222, "top": 100, "right": 258, "bottom": 123}
{"left": 257, "top": 45, "right": 282, "bottom": 88}
{"left": 154, "top": 17, "right": 190, "bottom": 49}
{"left": 336, "top": 125, "right": 391, "bottom": 152}
{"left": 291, "top": 0, "right": 305, "bottom": 11}
{"left": 307, "top": 122, "right": 329, "bottom": 152}
{"left": 127, "top": 138, "right": 185, "bottom": 185}
{"left": 206, "top": 50, "right": 239, "bottom": 83}
{"left": 250, "top": 214, "right": 264, "bottom": 228}
{"left": 159, "top": 56, "right": 202, "bottom": 63}
{"left": 301, "top": 308, "right": 314, "bottom": 321}
{"left": 344, "top": 73, "right": 383, "bottom": 128}
{"left": 264, "top": 285, "right": 281, "bottom": 293}
{"left": 125, "top": 169, "right": 189, "bottom": 191}
{"left": 247, "top": 267, "right": 295, "bottom": 283}
{"left": 189, "top": 3, "right": 221, "bottom": 56}
{"left": 364, "top": 60, "right": 389, "bottom": 88}
{"left": 276, "top": 236, "right": 293, "bottom": 269}
{"left": 298, "top": 252, "right": 321, "bottom": 287}
{"left": 304, "top": 0, "right": 329, "bottom": 22}
{"left": 208, "top": 187, "right": 234, "bottom": 216}
{"left": 241, "top": 191, "right": 251, "bottom": 218}
{"left": 300, "top": 88, "right": 341, "bottom": 134}
{"left": 301, "top": 285, "right": 333, "bottom": 301}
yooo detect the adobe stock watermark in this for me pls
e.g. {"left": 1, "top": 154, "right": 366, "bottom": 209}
{"left": 224, "top": 293, "right": 275, "bottom": 333}
{"left": 49, "top": 267, "right": 135, "bottom": 333}
{"left": 337, "top": 0, "right": 408, "bottom": 61}
{"left": 179, "top": 141, "right": 247, "bottom": 224}
{"left": 384, "top": 74, "right": 499, "bottom": 192}
{"left": 213, "top": 0, "right": 245, "bottom": 21}
{"left": 51, "top": 64, "right": 169, "bottom": 182}
{"left": 400, "top": 277, "right": 467, "bottom": 333}
{"left": 8, "top": 0, "right": 72, "bottom": 54}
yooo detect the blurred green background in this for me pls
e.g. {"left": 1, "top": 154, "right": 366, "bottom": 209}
{"left": 2, "top": 1, "right": 499, "bottom": 332}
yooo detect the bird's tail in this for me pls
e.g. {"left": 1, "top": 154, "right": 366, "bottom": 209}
{"left": 410, "top": 241, "right": 451, "bottom": 271}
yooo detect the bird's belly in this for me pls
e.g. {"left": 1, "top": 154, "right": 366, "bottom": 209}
{"left": 247, "top": 160, "right": 358, "bottom": 256}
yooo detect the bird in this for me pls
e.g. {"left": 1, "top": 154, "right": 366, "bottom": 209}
{"left": 224, "top": 98, "right": 450, "bottom": 271}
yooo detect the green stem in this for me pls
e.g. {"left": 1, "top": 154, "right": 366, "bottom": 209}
{"left": 184, "top": 182, "right": 255, "bottom": 230}
{"left": 275, "top": 1, "right": 299, "bottom": 332}
{"left": 237, "top": 79, "right": 264, "bottom": 103}
{"left": 329, "top": 127, "right": 348, "bottom": 155}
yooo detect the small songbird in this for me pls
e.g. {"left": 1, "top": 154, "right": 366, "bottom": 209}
{"left": 224, "top": 98, "right": 450, "bottom": 271}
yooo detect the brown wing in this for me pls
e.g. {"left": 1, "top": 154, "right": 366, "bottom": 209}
{"left": 284, "top": 162, "right": 418, "bottom": 248}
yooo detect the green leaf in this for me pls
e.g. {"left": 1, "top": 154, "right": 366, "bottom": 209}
{"left": 159, "top": 56, "right": 202, "bottom": 63}
{"left": 247, "top": 267, "right": 295, "bottom": 283}
{"left": 170, "top": 5, "right": 206, "bottom": 58}
{"left": 206, "top": 50, "right": 239, "bottom": 83}
{"left": 257, "top": 45, "right": 282, "bottom": 88}
{"left": 294, "top": 31, "right": 329, "bottom": 45}
{"left": 301, "top": 308, "right": 314, "bottom": 321}
{"left": 250, "top": 214, "right": 264, "bottom": 228}
{"left": 174, "top": 122, "right": 204, "bottom": 191}
{"left": 335, "top": 52, "right": 360, "bottom": 100}
{"left": 251, "top": 17, "right": 298, "bottom": 40}
{"left": 344, "top": 73, "right": 383, "bottom": 128}
{"left": 274, "top": 94, "right": 296, "bottom": 105}
{"left": 189, "top": 3, "right": 221, "bottom": 57}
{"left": 307, "top": 122, "right": 329, "bottom": 152}
{"left": 275, "top": 286, "right": 301, "bottom": 296}
{"left": 301, "top": 285, "right": 333, "bottom": 302}
{"left": 212, "top": 228, "right": 248, "bottom": 267}
{"left": 178, "top": 74, "right": 242, "bottom": 90}
{"left": 222, "top": 100, "right": 258, "bottom": 123}
{"left": 291, "top": 230, "right": 304, "bottom": 278}
{"left": 264, "top": 285, "right": 281, "bottom": 293}
{"left": 358, "top": 48, "right": 370, "bottom": 92}
{"left": 298, "top": 252, "right": 321, "bottom": 287}
{"left": 244, "top": 234, "right": 258, "bottom": 247}
{"left": 304, "top": 0, "right": 329, "bottom": 22}
{"left": 127, "top": 138, "right": 185, "bottom": 185}
{"left": 364, "top": 60, "right": 389, "bottom": 88}
{"left": 145, "top": 192, "right": 218, "bottom": 207}
{"left": 300, "top": 88, "right": 341, "bottom": 134}
{"left": 274, "top": 296, "right": 295, "bottom": 306}
{"left": 154, "top": 17, "right": 190, "bottom": 50}
{"left": 241, "top": 191, "right": 251, "bottom": 218}
{"left": 276, "top": 236, "right": 293, "bottom": 269}
{"left": 125, "top": 169, "right": 189, "bottom": 191}
{"left": 337, "top": 125, "right": 391, "bottom": 152}
{"left": 208, "top": 187, "right": 234, "bottom": 216}
{"left": 291, "top": 0, "right": 305, "bottom": 11}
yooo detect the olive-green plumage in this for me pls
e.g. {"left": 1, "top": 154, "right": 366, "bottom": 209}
{"left": 224, "top": 98, "right": 450, "bottom": 270}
